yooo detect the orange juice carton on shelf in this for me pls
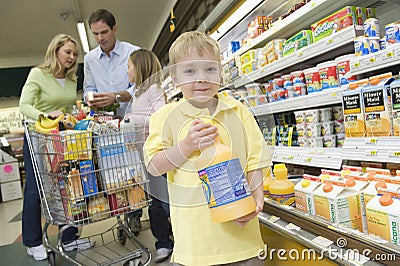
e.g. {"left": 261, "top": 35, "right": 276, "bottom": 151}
{"left": 342, "top": 85, "right": 366, "bottom": 137}
{"left": 313, "top": 180, "right": 363, "bottom": 231}
{"left": 320, "top": 169, "right": 343, "bottom": 181}
{"left": 294, "top": 174, "right": 322, "bottom": 215}
{"left": 390, "top": 78, "right": 400, "bottom": 136}
{"left": 362, "top": 74, "right": 395, "bottom": 137}
{"left": 366, "top": 190, "right": 400, "bottom": 245}
{"left": 363, "top": 174, "right": 400, "bottom": 210}
{"left": 311, "top": 6, "right": 358, "bottom": 43}
{"left": 341, "top": 165, "right": 363, "bottom": 178}
{"left": 343, "top": 175, "right": 370, "bottom": 233}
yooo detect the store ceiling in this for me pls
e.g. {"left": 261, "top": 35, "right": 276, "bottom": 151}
{"left": 0, "top": 0, "right": 177, "bottom": 68}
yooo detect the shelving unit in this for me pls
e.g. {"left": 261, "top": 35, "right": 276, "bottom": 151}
{"left": 260, "top": 199, "right": 400, "bottom": 266}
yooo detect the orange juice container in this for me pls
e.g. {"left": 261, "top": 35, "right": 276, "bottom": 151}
{"left": 197, "top": 123, "right": 256, "bottom": 223}
{"left": 342, "top": 84, "right": 366, "bottom": 137}
{"left": 263, "top": 167, "right": 273, "bottom": 197}
{"left": 366, "top": 191, "right": 400, "bottom": 245}
{"left": 269, "top": 164, "right": 295, "bottom": 206}
{"left": 294, "top": 174, "right": 321, "bottom": 214}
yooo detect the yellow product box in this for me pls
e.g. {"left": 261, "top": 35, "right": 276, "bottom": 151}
{"left": 343, "top": 175, "right": 370, "bottom": 233}
{"left": 313, "top": 180, "right": 363, "bottom": 231}
{"left": 362, "top": 81, "right": 394, "bottom": 137}
{"left": 241, "top": 61, "right": 258, "bottom": 75}
{"left": 390, "top": 79, "right": 400, "bottom": 136}
{"left": 294, "top": 174, "right": 322, "bottom": 215}
{"left": 240, "top": 49, "right": 257, "bottom": 65}
{"left": 366, "top": 190, "right": 400, "bottom": 245}
{"left": 342, "top": 87, "right": 366, "bottom": 137}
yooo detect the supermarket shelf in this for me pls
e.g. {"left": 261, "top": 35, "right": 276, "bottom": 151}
{"left": 222, "top": 0, "right": 355, "bottom": 65}
{"left": 249, "top": 87, "right": 344, "bottom": 116}
{"left": 234, "top": 25, "right": 360, "bottom": 88}
{"left": 261, "top": 199, "right": 400, "bottom": 266}
{"left": 272, "top": 146, "right": 342, "bottom": 170}
{"left": 350, "top": 43, "right": 400, "bottom": 76}
{"left": 342, "top": 137, "right": 400, "bottom": 163}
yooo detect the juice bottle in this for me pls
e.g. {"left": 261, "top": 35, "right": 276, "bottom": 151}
{"left": 270, "top": 164, "right": 295, "bottom": 206}
{"left": 263, "top": 167, "right": 273, "bottom": 197}
{"left": 197, "top": 119, "right": 256, "bottom": 223}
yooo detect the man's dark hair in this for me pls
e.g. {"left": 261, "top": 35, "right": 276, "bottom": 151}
{"left": 88, "top": 9, "right": 116, "bottom": 29}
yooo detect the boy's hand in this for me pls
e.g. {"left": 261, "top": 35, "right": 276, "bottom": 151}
{"left": 232, "top": 198, "right": 263, "bottom": 227}
{"left": 182, "top": 118, "right": 219, "bottom": 153}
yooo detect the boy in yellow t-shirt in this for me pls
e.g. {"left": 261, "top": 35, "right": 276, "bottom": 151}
{"left": 144, "top": 31, "right": 271, "bottom": 265}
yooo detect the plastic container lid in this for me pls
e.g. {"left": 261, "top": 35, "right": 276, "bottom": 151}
{"left": 375, "top": 179, "right": 387, "bottom": 189}
{"left": 345, "top": 177, "right": 356, "bottom": 187}
{"left": 317, "top": 60, "right": 337, "bottom": 69}
{"left": 301, "top": 180, "right": 311, "bottom": 188}
{"left": 323, "top": 183, "right": 333, "bottom": 193}
{"left": 379, "top": 193, "right": 393, "bottom": 206}
{"left": 303, "top": 67, "right": 318, "bottom": 74}
{"left": 335, "top": 54, "right": 355, "bottom": 63}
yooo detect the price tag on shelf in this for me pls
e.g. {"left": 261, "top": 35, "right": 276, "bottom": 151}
{"left": 325, "top": 38, "right": 333, "bottom": 45}
{"left": 305, "top": 157, "right": 312, "bottom": 163}
{"left": 312, "top": 236, "right": 334, "bottom": 248}
{"left": 285, "top": 223, "right": 301, "bottom": 231}
{"left": 365, "top": 150, "right": 377, "bottom": 157}
{"left": 297, "top": 51, "right": 303, "bottom": 57}
{"left": 268, "top": 215, "right": 280, "bottom": 223}
{"left": 365, "top": 138, "right": 377, "bottom": 145}
{"left": 352, "top": 60, "right": 361, "bottom": 69}
{"left": 384, "top": 50, "right": 394, "bottom": 60}
{"left": 365, "top": 56, "right": 376, "bottom": 66}
{"left": 388, "top": 151, "right": 400, "bottom": 158}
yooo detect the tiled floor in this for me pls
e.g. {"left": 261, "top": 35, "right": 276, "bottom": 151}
{"left": 0, "top": 198, "right": 172, "bottom": 265}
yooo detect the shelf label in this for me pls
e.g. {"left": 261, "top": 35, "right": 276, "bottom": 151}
{"left": 283, "top": 155, "right": 294, "bottom": 160}
{"left": 384, "top": 50, "right": 394, "bottom": 59}
{"left": 365, "top": 150, "right": 377, "bottom": 157}
{"left": 297, "top": 51, "right": 303, "bottom": 57}
{"left": 365, "top": 57, "right": 376, "bottom": 66}
{"left": 305, "top": 157, "right": 312, "bottom": 162}
{"left": 312, "top": 236, "right": 333, "bottom": 248}
{"left": 285, "top": 223, "right": 301, "bottom": 231}
{"left": 269, "top": 215, "right": 280, "bottom": 223}
{"left": 325, "top": 38, "right": 333, "bottom": 45}
{"left": 388, "top": 151, "right": 400, "bottom": 158}
{"left": 365, "top": 138, "right": 377, "bottom": 145}
{"left": 352, "top": 61, "right": 361, "bottom": 69}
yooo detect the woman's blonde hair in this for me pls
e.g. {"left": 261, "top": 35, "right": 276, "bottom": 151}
{"left": 37, "top": 34, "right": 79, "bottom": 82}
{"left": 168, "top": 31, "right": 221, "bottom": 65}
{"left": 130, "top": 49, "right": 164, "bottom": 98}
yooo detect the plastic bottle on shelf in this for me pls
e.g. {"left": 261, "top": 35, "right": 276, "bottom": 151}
{"left": 197, "top": 118, "right": 256, "bottom": 223}
{"left": 269, "top": 163, "right": 295, "bottom": 206}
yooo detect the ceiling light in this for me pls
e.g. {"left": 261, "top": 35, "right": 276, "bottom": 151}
{"left": 210, "top": 0, "right": 263, "bottom": 41}
{"left": 77, "top": 22, "right": 90, "bottom": 53}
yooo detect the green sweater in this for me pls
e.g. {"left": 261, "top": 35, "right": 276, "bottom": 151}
{"left": 19, "top": 68, "right": 77, "bottom": 120}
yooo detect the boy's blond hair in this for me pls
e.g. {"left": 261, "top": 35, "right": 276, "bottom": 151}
{"left": 169, "top": 31, "right": 221, "bottom": 65}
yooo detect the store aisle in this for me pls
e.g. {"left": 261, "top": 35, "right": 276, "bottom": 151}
{"left": 0, "top": 199, "right": 172, "bottom": 265}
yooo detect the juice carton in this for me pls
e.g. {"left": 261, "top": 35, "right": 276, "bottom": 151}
{"left": 366, "top": 191, "right": 400, "bottom": 245}
{"left": 311, "top": 6, "right": 358, "bottom": 43}
{"left": 341, "top": 165, "right": 363, "bottom": 178}
{"left": 342, "top": 85, "right": 365, "bottom": 137}
{"left": 320, "top": 169, "right": 343, "bottom": 181}
{"left": 294, "top": 174, "right": 322, "bottom": 214}
{"left": 313, "top": 180, "right": 363, "bottom": 231}
{"left": 362, "top": 75, "right": 395, "bottom": 136}
{"left": 390, "top": 78, "right": 400, "bottom": 136}
{"left": 343, "top": 175, "right": 370, "bottom": 232}
{"left": 363, "top": 174, "right": 400, "bottom": 209}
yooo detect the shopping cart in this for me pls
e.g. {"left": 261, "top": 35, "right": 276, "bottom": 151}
{"left": 24, "top": 120, "right": 152, "bottom": 266}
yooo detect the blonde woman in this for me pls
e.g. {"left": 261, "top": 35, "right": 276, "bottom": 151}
{"left": 19, "top": 34, "right": 93, "bottom": 261}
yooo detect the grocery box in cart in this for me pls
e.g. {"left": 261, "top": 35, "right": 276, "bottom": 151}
{"left": 45, "top": 130, "right": 92, "bottom": 172}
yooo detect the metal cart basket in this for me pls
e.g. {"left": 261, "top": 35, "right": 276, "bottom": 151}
{"left": 24, "top": 120, "right": 152, "bottom": 266}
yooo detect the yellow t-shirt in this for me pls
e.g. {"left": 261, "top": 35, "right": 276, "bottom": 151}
{"left": 144, "top": 95, "right": 272, "bottom": 265}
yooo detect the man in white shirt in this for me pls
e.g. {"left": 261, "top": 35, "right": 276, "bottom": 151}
{"left": 84, "top": 8, "right": 142, "bottom": 232}
{"left": 84, "top": 9, "right": 140, "bottom": 118}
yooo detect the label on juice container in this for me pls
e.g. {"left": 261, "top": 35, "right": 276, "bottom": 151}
{"left": 270, "top": 192, "right": 295, "bottom": 206}
{"left": 198, "top": 158, "right": 251, "bottom": 208}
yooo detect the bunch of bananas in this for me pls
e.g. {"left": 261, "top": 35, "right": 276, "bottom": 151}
{"left": 34, "top": 114, "right": 64, "bottom": 133}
